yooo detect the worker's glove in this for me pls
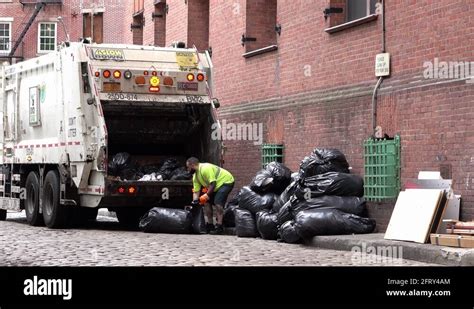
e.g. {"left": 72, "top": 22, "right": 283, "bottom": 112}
{"left": 199, "top": 193, "right": 210, "bottom": 205}
{"left": 190, "top": 200, "right": 200, "bottom": 207}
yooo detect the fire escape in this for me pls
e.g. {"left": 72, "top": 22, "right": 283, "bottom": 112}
{"left": 6, "top": 0, "right": 63, "bottom": 62}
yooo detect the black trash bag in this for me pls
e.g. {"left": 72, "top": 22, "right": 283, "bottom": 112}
{"left": 223, "top": 204, "right": 237, "bottom": 228}
{"left": 119, "top": 167, "right": 142, "bottom": 181}
{"left": 277, "top": 200, "right": 294, "bottom": 225}
{"left": 256, "top": 210, "right": 279, "bottom": 240}
{"left": 294, "top": 209, "right": 376, "bottom": 239}
{"left": 250, "top": 169, "right": 274, "bottom": 193}
{"left": 157, "top": 158, "right": 181, "bottom": 180}
{"left": 138, "top": 164, "right": 162, "bottom": 175}
{"left": 190, "top": 205, "right": 206, "bottom": 234}
{"left": 170, "top": 167, "right": 193, "bottom": 180}
{"left": 239, "top": 186, "right": 277, "bottom": 214}
{"left": 294, "top": 172, "right": 364, "bottom": 199}
{"left": 299, "top": 148, "right": 350, "bottom": 178}
{"left": 264, "top": 162, "right": 292, "bottom": 193}
{"left": 108, "top": 152, "right": 132, "bottom": 176}
{"left": 291, "top": 172, "right": 300, "bottom": 183}
{"left": 278, "top": 220, "right": 301, "bottom": 244}
{"left": 290, "top": 196, "right": 367, "bottom": 217}
{"left": 272, "top": 180, "right": 299, "bottom": 213}
{"left": 139, "top": 207, "right": 192, "bottom": 234}
{"left": 223, "top": 191, "right": 240, "bottom": 228}
{"left": 235, "top": 208, "right": 258, "bottom": 237}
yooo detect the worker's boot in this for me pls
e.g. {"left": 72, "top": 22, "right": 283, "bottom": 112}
{"left": 205, "top": 223, "right": 215, "bottom": 234}
{"left": 210, "top": 224, "right": 224, "bottom": 235}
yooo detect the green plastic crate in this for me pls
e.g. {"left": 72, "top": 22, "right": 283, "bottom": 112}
{"left": 262, "top": 144, "right": 284, "bottom": 168}
{"left": 363, "top": 135, "right": 401, "bottom": 201}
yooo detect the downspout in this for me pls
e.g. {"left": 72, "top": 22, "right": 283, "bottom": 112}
{"left": 372, "top": 0, "right": 386, "bottom": 135}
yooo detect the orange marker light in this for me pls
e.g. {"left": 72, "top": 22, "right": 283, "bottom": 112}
{"left": 94, "top": 71, "right": 100, "bottom": 77}
{"left": 144, "top": 71, "right": 149, "bottom": 76}
{"left": 187, "top": 73, "right": 195, "bottom": 81}
{"left": 149, "top": 86, "right": 160, "bottom": 92}
{"left": 113, "top": 70, "right": 121, "bottom": 79}
{"left": 197, "top": 73, "right": 205, "bottom": 82}
{"left": 152, "top": 71, "right": 158, "bottom": 76}
{"left": 128, "top": 186, "right": 136, "bottom": 194}
{"left": 103, "top": 70, "right": 111, "bottom": 78}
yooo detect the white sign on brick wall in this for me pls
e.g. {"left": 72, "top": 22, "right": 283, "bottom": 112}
{"left": 375, "top": 53, "right": 390, "bottom": 77}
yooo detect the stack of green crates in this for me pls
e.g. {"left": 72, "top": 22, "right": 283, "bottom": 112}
{"left": 262, "top": 144, "right": 284, "bottom": 168}
{"left": 363, "top": 135, "right": 401, "bottom": 202}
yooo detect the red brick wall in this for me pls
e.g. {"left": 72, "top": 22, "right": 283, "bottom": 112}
{"left": 209, "top": 0, "right": 474, "bottom": 231}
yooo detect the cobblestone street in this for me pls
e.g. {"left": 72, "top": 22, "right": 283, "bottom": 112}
{"left": 0, "top": 212, "right": 435, "bottom": 266}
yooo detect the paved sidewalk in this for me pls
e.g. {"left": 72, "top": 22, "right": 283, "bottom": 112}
{"left": 308, "top": 233, "right": 474, "bottom": 266}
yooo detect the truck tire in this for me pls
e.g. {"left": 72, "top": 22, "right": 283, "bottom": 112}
{"left": 42, "top": 170, "right": 69, "bottom": 228}
{"left": 116, "top": 208, "right": 146, "bottom": 230}
{"left": 0, "top": 209, "right": 6, "bottom": 221}
{"left": 25, "top": 171, "right": 44, "bottom": 226}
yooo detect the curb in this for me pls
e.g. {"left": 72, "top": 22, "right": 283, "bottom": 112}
{"left": 307, "top": 233, "right": 474, "bottom": 266}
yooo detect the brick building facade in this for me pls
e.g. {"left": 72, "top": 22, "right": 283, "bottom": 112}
{"left": 3, "top": 1, "right": 473, "bottom": 231}
{"left": 0, "top": 0, "right": 128, "bottom": 63}
{"left": 132, "top": 0, "right": 472, "bottom": 231}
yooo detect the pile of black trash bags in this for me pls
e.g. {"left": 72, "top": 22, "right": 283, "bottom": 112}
{"left": 224, "top": 148, "right": 376, "bottom": 243}
{"left": 108, "top": 152, "right": 192, "bottom": 181}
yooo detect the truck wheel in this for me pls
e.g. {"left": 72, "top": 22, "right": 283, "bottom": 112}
{"left": 25, "top": 171, "right": 44, "bottom": 226}
{"left": 0, "top": 209, "right": 6, "bottom": 221}
{"left": 42, "top": 170, "right": 69, "bottom": 228}
{"left": 116, "top": 208, "right": 146, "bottom": 230}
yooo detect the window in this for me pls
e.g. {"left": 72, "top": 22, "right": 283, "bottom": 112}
{"left": 0, "top": 22, "right": 11, "bottom": 53}
{"left": 83, "top": 13, "right": 103, "bottom": 44}
{"left": 243, "top": 0, "right": 278, "bottom": 57}
{"left": 187, "top": 0, "right": 209, "bottom": 51}
{"left": 38, "top": 22, "right": 57, "bottom": 53}
{"left": 363, "top": 135, "right": 401, "bottom": 201}
{"left": 347, "top": 0, "right": 377, "bottom": 22}
{"left": 154, "top": 1, "right": 166, "bottom": 46}
{"left": 262, "top": 144, "right": 284, "bottom": 168}
{"left": 132, "top": 13, "right": 144, "bottom": 45}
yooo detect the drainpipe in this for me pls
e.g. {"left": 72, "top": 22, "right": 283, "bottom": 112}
{"left": 371, "top": 0, "right": 386, "bottom": 136}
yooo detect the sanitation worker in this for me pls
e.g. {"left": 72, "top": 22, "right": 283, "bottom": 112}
{"left": 186, "top": 157, "right": 234, "bottom": 234}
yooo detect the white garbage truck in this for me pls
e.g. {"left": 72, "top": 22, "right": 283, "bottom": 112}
{"left": 0, "top": 41, "right": 222, "bottom": 228}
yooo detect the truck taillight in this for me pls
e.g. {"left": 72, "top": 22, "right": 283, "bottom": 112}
{"left": 187, "top": 73, "right": 195, "bottom": 81}
{"left": 149, "top": 86, "right": 160, "bottom": 92}
{"left": 197, "top": 73, "right": 205, "bottom": 82}
{"left": 164, "top": 77, "right": 174, "bottom": 86}
{"left": 128, "top": 186, "right": 136, "bottom": 194}
{"left": 113, "top": 70, "right": 121, "bottom": 79}
{"left": 135, "top": 76, "right": 146, "bottom": 85}
{"left": 118, "top": 187, "right": 125, "bottom": 194}
{"left": 95, "top": 71, "right": 100, "bottom": 77}
{"left": 103, "top": 70, "right": 111, "bottom": 78}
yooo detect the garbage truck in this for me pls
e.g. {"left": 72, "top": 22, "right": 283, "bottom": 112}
{"left": 0, "top": 41, "right": 222, "bottom": 228}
